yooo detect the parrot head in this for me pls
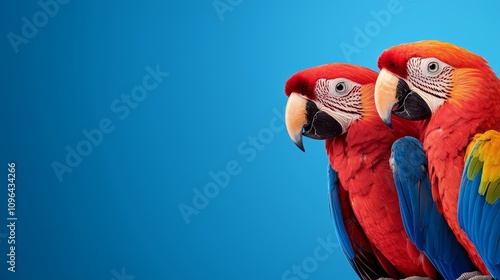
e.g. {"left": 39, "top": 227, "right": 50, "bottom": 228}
{"left": 284, "top": 63, "right": 378, "bottom": 151}
{"left": 374, "top": 40, "right": 494, "bottom": 127}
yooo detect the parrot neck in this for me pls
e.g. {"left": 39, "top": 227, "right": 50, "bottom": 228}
{"left": 326, "top": 112, "right": 424, "bottom": 182}
{"left": 423, "top": 73, "right": 500, "bottom": 188}
{"left": 422, "top": 74, "right": 500, "bottom": 196}
{"left": 424, "top": 73, "right": 500, "bottom": 156}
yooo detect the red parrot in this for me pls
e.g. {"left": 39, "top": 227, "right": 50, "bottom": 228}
{"left": 284, "top": 63, "right": 438, "bottom": 278}
{"left": 373, "top": 40, "right": 500, "bottom": 275}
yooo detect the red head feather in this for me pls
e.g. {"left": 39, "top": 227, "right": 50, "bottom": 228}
{"left": 284, "top": 63, "right": 378, "bottom": 100}
{"left": 377, "top": 40, "right": 489, "bottom": 79}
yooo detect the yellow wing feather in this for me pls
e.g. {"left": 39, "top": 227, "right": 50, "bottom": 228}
{"left": 465, "top": 130, "right": 500, "bottom": 204}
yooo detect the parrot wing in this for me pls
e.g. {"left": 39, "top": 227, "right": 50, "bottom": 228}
{"left": 390, "top": 136, "right": 477, "bottom": 279}
{"left": 328, "top": 164, "right": 402, "bottom": 280}
{"left": 458, "top": 130, "right": 500, "bottom": 278}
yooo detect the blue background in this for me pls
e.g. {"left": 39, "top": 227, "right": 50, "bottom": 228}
{"left": 0, "top": 1, "right": 498, "bottom": 279}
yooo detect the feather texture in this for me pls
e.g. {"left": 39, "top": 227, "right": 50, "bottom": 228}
{"left": 459, "top": 130, "right": 500, "bottom": 278}
{"left": 326, "top": 105, "right": 438, "bottom": 279}
{"left": 376, "top": 40, "right": 500, "bottom": 274}
{"left": 391, "top": 136, "right": 477, "bottom": 280}
{"left": 328, "top": 164, "right": 402, "bottom": 279}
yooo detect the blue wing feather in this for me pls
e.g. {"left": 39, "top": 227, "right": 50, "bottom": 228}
{"left": 327, "top": 164, "right": 401, "bottom": 280}
{"left": 458, "top": 135, "right": 500, "bottom": 279}
{"left": 391, "top": 136, "right": 477, "bottom": 280}
{"left": 328, "top": 165, "right": 354, "bottom": 259}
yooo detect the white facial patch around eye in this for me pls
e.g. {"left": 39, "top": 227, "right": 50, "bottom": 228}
{"left": 314, "top": 78, "right": 364, "bottom": 134}
{"left": 326, "top": 78, "right": 351, "bottom": 97}
{"left": 406, "top": 57, "right": 455, "bottom": 113}
{"left": 315, "top": 78, "right": 362, "bottom": 108}
{"left": 419, "top": 57, "right": 451, "bottom": 77}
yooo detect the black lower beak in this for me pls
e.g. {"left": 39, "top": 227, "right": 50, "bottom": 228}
{"left": 302, "top": 101, "right": 342, "bottom": 139}
{"left": 393, "top": 79, "right": 432, "bottom": 120}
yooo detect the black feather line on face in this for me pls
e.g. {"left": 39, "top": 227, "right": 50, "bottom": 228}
{"left": 316, "top": 81, "right": 363, "bottom": 117}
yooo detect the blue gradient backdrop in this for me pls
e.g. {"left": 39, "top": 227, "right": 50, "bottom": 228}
{"left": 0, "top": 1, "right": 498, "bottom": 279}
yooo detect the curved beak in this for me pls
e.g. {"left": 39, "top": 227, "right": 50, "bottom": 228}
{"left": 374, "top": 69, "right": 432, "bottom": 128}
{"left": 285, "top": 93, "right": 308, "bottom": 152}
{"left": 374, "top": 69, "right": 399, "bottom": 128}
{"left": 285, "top": 93, "right": 342, "bottom": 152}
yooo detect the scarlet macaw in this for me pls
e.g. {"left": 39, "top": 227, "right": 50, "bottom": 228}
{"left": 284, "top": 63, "right": 440, "bottom": 278}
{"left": 373, "top": 40, "right": 500, "bottom": 277}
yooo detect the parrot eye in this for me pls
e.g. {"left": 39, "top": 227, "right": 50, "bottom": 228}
{"left": 427, "top": 61, "right": 440, "bottom": 73}
{"left": 318, "top": 78, "right": 356, "bottom": 98}
{"left": 327, "top": 80, "right": 349, "bottom": 96}
{"left": 419, "top": 58, "right": 447, "bottom": 76}
{"left": 336, "top": 82, "right": 346, "bottom": 93}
